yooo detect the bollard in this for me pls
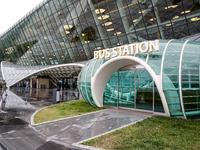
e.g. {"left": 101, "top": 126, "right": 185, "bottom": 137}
{"left": 56, "top": 91, "right": 60, "bottom": 103}
{"left": 53, "top": 89, "right": 57, "bottom": 104}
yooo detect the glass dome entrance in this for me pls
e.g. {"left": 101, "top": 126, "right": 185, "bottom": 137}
{"left": 104, "top": 65, "right": 164, "bottom": 113}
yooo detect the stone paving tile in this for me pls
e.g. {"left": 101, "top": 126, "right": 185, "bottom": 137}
{"left": 0, "top": 89, "right": 151, "bottom": 149}
{"left": 59, "top": 135, "right": 82, "bottom": 145}
{"left": 4, "top": 91, "right": 36, "bottom": 110}
{"left": 0, "top": 90, "right": 88, "bottom": 150}
{"left": 76, "top": 129, "right": 103, "bottom": 143}
{"left": 3, "top": 138, "right": 36, "bottom": 150}
{"left": 34, "top": 109, "right": 148, "bottom": 144}
{"left": 36, "top": 141, "right": 83, "bottom": 150}
{"left": 0, "top": 138, "right": 19, "bottom": 150}
{"left": 2, "top": 91, "right": 37, "bottom": 123}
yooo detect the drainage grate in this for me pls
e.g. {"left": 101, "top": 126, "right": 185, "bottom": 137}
{"left": 0, "top": 142, "right": 7, "bottom": 150}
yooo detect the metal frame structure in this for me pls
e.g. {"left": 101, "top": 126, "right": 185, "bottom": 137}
{"left": 1, "top": 61, "right": 86, "bottom": 87}
{"left": 78, "top": 39, "right": 200, "bottom": 119}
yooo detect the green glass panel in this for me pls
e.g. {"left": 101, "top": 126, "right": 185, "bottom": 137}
{"left": 87, "top": 86, "right": 96, "bottom": 105}
{"left": 135, "top": 53, "right": 147, "bottom": 61}
{"left": 182, "top": 90, "right": 200, "bottom": 96}
{"left": 103, "top": 71, "right": 118, "bottom": 107}
{"left": 147, "top": 40, "right": 168, "bottom": 75}
{"left": 135, "top": 70, "right": 153, "bottom": 111}
{"left": 182, "top": 41, "right": 200, "bottom": 118}
{"left": 82, "top": 86, "right": 90, "bottom": 104}
{"left": 154, "top": 85, "right": 165, "bottom": 113}
{"left": 118, "top": 71, "right": 134, "bottom": 108}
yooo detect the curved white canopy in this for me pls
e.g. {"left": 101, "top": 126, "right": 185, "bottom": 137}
{"left": 1, "top": 61, "right": 86, "bottom": 87}
{"left": 91, "top": 56, "right": 170, "bottom": 116}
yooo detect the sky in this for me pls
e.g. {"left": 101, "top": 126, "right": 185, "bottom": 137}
{"left": 0, "top": 0, "right": 44, "bottom": 35}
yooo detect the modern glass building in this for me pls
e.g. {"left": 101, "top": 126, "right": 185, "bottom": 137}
{"left": 78, "top": 40, "right": 200, "bottom": 119}
{"left": 0, "top": 0, "right": 200, "bottom": 119}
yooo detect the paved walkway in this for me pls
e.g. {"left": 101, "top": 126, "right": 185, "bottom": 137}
{"left": 0, "top": 89, "right": 151, "bottom": 150}
{"left": 1, "top": 90, "right": 37, "bottom": 122}
{"left": 0, "top": 90, "right": 83, "bottom": 150}
{"left": 34, "top": 110, "right": 148, "bottom": 145}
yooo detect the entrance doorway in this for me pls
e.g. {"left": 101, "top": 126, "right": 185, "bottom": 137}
{"left": 32, "top": 78, "right": 37, "bottom": 88}
{"left": 103, "top": 65, "right": 164, "bottom": 113}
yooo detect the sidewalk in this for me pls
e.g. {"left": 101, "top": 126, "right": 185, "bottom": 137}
{"left": 0, "top": 90, "right": 151, "bottom": 150}
{"left": 0, "top": 90, "right": 83, "bottom": 150}
{"left": 33, "top": 109, "right": 148, "bottom": 145}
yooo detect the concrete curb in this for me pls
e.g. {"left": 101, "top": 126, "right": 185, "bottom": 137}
{"left": 72, "top": 118, "right": 147, "bottom": 150}
{"left": 30, "top": 106, "right": 47, "bottom": 126}
{"left": 30, "top": 108, "right": 106, "bottom": 126}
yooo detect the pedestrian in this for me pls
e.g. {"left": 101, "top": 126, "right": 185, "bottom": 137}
{"left": 57, "top": 81, "right": 61, "bottom": 91}
{"left": 25, "top": 80, "right": 29, "bottom": 93}
{"left": 1, "top": 80, "right": 7, "bottom": 110}
{"left": 25, "top": 92, "right": 29, "bottom": 104}
{"left": 1, "top": 80, "right": 7, "bottom": 95}
{"left": 25, "top": 80, "right": 29, "bottom": 104}
{"left": 1, "top": 93, "right": 7, "bottom": 110}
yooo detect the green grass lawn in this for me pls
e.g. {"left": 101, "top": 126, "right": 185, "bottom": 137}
{"left": 34, "top": 99, "right": 105, "bottom": 124}
{"left": 82, "top": 116, "right": 200, "bottom": 149}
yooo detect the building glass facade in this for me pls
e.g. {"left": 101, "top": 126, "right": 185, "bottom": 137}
{"left": 0, "top": 0, "right": 200, "bottom": 119}
{"left": 78, "top": 40, "right": 200, "bottom": 119}
{"left": 0, "top": 0, "right": 200, "bottom": 66}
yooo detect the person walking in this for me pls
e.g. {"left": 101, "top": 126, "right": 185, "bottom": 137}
{"left": 1, "top": 80, "right": 7, "bottom": 95}
{"left": 1, "top": 80, "right": 7, "bottom": 110}
{"left": 25, "top": 80, "right": 29, "bottom": 104}
{"left": 25, "top": 81, "right": 29, "bottom": 92}
{"left": 25, "top": 92, "right": 29, "bottom": 104}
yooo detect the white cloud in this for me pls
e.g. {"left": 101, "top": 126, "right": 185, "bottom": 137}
{"left": 0, "top": 0, "right": 44, "bottom": 35}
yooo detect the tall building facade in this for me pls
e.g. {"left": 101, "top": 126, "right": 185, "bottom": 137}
{"left": 0, "top": 0, "right": 200, "bottom": 118}
{"left": 0, "top": 0, "right": 199, "bottom": 65}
